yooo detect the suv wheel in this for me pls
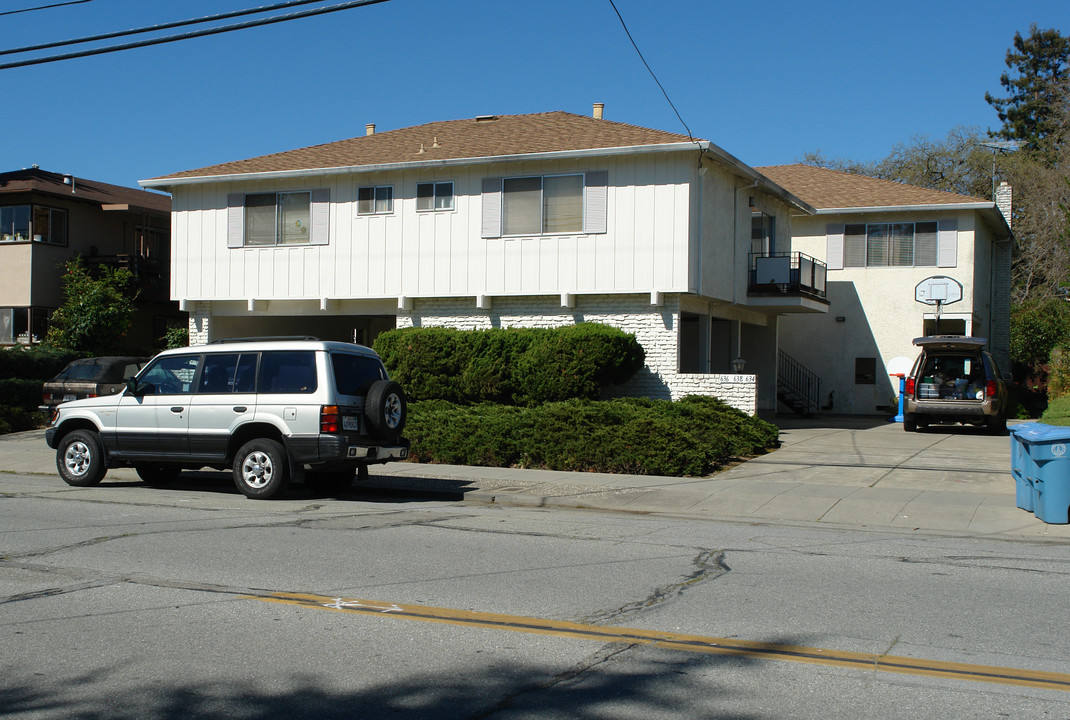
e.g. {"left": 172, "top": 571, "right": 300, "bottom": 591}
{"left": 366, "top": 379, "right": 407, "bottom": 440}
{"left": 57, "top": 430, "right": 107, "bottom": 487}
{"left": 903, "top": 417, "right": 917, "bottom": 432}
{"left": 136, "top": 464, "right": 181, "bottom": 486}
{"left": 233, "top": 438, "right": 290, "bottom": 499}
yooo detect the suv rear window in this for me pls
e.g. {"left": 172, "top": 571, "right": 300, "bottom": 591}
{"left": 918, "top": 353, "right": 987, "bottom": 400}
{"left": 331, "top": 352, "right": 386, "bottom": 396}
{"left": 259, "top": 351, "right": 317, "bottom": 394}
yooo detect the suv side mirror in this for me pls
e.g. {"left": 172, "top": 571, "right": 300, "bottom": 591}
{"left": 127, "top": 378, "right": 154, "bottom": 396}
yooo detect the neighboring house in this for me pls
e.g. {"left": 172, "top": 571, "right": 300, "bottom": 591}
{"left": 0, "top": 167, "right": 179, "bottom": 348}
{"left": 757, "top": 164, "right": 1012, "bottom": 416}
{"left": 142, "top": 108, "right": 830, "bottom": 416}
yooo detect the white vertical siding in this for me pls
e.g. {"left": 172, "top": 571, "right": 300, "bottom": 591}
{"left": 170, "top": 153, "right": 696, "bottom": 303}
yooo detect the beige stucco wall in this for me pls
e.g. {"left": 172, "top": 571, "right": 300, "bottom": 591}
{"left": 780, "top": 209, "right": 994, "bottom": 414}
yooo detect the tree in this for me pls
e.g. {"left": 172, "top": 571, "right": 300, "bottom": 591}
{"left": 801, "top": 126, "right": 995, "bottom": 199}
{"left": 985, "top": 24, "right": 1070, "bottom": 151}
{"left": 45, "top": 256, "right": 137, "bottom": 355}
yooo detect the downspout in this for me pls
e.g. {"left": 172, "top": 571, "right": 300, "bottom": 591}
{"left": 733, "top": 178, "right": 759, "bottom": 361}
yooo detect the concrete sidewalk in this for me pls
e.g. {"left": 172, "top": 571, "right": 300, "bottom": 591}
{"left": 3, "top": 419, "right": 1068, "bottom": 540}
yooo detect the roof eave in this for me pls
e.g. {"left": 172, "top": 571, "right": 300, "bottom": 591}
{"left": 813, "top": 202, "right": 995, "bottom": 214}
{"left": 140, "top": 142, "right": 700, "bottom": 190}
{"left": 698, "top": 143, "right": 814, "bottom": 214}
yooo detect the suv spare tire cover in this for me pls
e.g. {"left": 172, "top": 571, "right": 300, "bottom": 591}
{"left": 365, "top": 379, "right": 407, "bottom": 439}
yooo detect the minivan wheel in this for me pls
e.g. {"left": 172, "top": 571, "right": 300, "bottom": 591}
{"left": 903, "top": 417, "right": 917, "bottom": 432}
{"left": 57, "top": 429, "right": 107, "bottom": 486}
{"left": 233, "top": 438, "right": 290, "bottom": 499}
{"left": 366, "top": 379, "right": 407, "bottom": 440}
{"left": 987, "top": 414, "right": 1007, "bottom": 435}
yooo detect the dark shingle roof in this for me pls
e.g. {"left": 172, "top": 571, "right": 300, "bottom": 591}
{"left": 148, "top": 111, "right": 699, "bottom": 182}
{"left": 0, "top": 168, "right": 170, "bottom": 213}
{"left": 756, "top": 164, "right": 987, "bottom": 210}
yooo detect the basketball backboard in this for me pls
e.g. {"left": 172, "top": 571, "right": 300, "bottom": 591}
{"left": 915, "top": 276, "right": 963, "bottom": 306}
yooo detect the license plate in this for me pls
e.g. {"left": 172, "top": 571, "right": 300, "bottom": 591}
{"left": 342, "top": 415, "right": 360, "bottom": 432}
{"left": 63, "top": 394, "right": 76, "bottom": 402}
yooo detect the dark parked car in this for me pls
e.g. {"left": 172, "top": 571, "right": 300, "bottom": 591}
{"left": 902, "top": 336, "right": 1009, "bottom": 433}
{"left": 40, "top": 356, "right": 148, "bottom": 413}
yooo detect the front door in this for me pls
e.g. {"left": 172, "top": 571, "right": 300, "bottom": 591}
{"left": 116, "top": 354, "right": 201, "bottom": 456}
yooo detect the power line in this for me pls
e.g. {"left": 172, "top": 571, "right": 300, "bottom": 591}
{"left": 0, "top": 0, "right": 391, "bottom": 71}
{"left": 0, "top": 0, "right": 91, "bottom": 18}
{"left": 1, "top": 0, "right": 326, "bottom": 57}
{"left": 606, "top": 0, "right": 695, "bottom": 143}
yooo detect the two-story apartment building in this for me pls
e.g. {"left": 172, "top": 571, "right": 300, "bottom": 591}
{"left": 758, "top": 164, "right": 1012, "bottom": 415}
{"left": 142, "top": 109, "right": 829, "bottom": 415}
{"left": 0, "top": 167, "right": 177, "bottom": 348}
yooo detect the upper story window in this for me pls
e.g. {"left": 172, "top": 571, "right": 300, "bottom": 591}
{"left": 826, "top": 219, "right": 956, "bottom": 270}
{"left": 358, "top": 185, "right": 393, "bottom": 215}
{"left": 0, "top": 205, "right": 67, "bottom": 244}
{"left": 844, "top": 222, "right": 938, "bottom": 267}
{"left": 503, "top": 174, "right": 583, "bottom": 235}
{"left": 416, "top": 182, "right": 454, "bottom": 212}
{"left": 245, "top": 192, "right": 311, "bottom": 246}
{"left": 480, "top": 171, "right": 608, "bottom": 239}
{"left": 226, "top": 190, "right": 328, "bottom": 249}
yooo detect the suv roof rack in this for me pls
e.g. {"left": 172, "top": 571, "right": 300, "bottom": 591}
{"left": 209, "top": 336, "right": 321, "bottom": 344}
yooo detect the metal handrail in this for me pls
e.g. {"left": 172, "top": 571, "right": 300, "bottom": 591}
{"left": 777, "top": 348, "right": 822, "bottom": 416}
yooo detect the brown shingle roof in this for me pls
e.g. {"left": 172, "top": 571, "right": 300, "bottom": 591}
{"left": 0, "top": 168, "right": 170, "bottom": 213}
{"left": 149, "top": 112, "right": 699, "bottom": 182}
{"left": 756, "top": 164, "right": 987, "bottom": 210}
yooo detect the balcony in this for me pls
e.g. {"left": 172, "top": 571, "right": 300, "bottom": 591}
{"left": 84, "top": 253, "right": 167, "bottom": 297}
{"left": 747, "top": 252, "right": 829, "bottom": 313}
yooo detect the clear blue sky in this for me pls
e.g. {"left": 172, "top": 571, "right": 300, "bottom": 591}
{"left": 2, "top": 0, "right": 1067, "bottom": 191}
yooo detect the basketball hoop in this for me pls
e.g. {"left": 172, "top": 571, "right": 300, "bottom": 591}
{"left": 915, "top": 276, "right": 963, "bottom": 334}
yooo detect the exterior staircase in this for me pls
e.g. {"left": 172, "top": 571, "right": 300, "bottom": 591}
{"left": 777, "top": 349, "right": 822, "bottom": 417}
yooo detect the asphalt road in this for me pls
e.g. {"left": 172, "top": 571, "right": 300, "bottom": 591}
{"left": 2, "top": 472, "right": 1069, "bottom": 719}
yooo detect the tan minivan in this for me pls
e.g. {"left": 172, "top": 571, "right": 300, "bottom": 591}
{"left": 902, "top": 336, "right": 1009, "bottom": 434}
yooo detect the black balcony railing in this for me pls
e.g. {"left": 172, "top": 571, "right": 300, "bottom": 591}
{"left": 748, "top": 251, "right": 828, "bottom": 301}
{"left": 85, "top": 253, "right": 166, "bottom": 292}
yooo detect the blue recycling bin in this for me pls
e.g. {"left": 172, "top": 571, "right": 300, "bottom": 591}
{"left": 1009, "top": 423, "right": 1041, "bottom": 512}
{"left": 1012, "top": 423, "right": 1070, "bottom": 524}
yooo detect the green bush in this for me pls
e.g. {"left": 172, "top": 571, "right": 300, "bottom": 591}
{"left": 404, "top": 395, "right": 778, "bottom": 477}
{"left": 373, "top": 324, "right": 645, "bottom": 405}
{"left": 0, "top": 346, "right": 80, "bottom": 381}
{"left": 1040, "top": 395, "right": 1070, "bottom": 426}
{"left": 0, "top": 405, "right": 43, "bottom": 434}
{"left": 1011, "top": 298, "right": 1070, "bottom": 369}
{"left": 1047, "top": 346, "right": 1070, "bottom": 401}
{"left": 0, "top": 378, "right": 45, "bottom": 410}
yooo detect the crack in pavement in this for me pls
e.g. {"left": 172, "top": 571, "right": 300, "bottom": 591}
{"left": 577, "top": 549, "right": 730, "bottom": 626}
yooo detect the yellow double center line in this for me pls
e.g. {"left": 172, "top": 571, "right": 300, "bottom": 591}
{"left": 250, "top": 592, "right": 1070, "bottom": 693}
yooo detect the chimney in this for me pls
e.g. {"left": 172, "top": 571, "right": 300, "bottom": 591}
{"left": 365, "top": 123, "right": 375, "bottom": 136}
{"left": 592, "top": 102, "right": 604, "bottom": 120}
{"left": 996, "top": 181, "right": 1012, "bottom": 229}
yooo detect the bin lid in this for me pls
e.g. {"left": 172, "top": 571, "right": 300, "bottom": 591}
{"left": 1012, "top": 423, "right": 1070, "bottom": 443}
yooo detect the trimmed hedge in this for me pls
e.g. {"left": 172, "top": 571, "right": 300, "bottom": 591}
{"left": 373, "top": 324, "right": 645, "bottom": 406}
{"left": 1040, "top": 395, "right": 1070, "bottom": 426}
{"left": 404, "top": 395, "right": 778, "bottom": 477}
{"left": 0, "top": 346, "right": 80, "bottom": 381}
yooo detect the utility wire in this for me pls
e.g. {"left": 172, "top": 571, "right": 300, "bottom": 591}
{"left": 0, "top": 0, "right": 91, "bottom": 18}
{"left": 0, "top": 0, "right": 390, "bottom": 71}
{"left": 1, "top": 0, "right": 325, "bottom": 57}
{"left": 606, "top": 0, "right": 695, "bottom": 143}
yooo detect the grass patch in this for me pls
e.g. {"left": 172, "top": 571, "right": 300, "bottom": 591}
{"left": 1040, "top": 395, "right": 1070, "bottom": 426}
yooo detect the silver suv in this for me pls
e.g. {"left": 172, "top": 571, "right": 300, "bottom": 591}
{"left": 45, "top": 338, "right": 408, "bottom": 499}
